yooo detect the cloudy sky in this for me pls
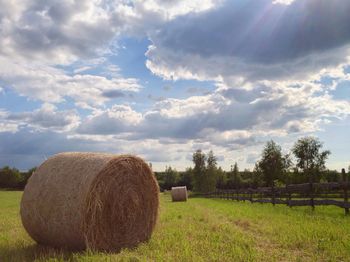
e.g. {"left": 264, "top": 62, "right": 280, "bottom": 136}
{"left": 1, "top": 0, "right": 350, "bottom": 171}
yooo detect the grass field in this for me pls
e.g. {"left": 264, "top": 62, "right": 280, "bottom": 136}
{"left": 1, "top": 191, "right": 350, "bottom": 262}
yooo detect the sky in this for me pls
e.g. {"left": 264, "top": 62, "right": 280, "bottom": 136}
{"left": 0, "top": 0, "right": 350, "bottom": 171}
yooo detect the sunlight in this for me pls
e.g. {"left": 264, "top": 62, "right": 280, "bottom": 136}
{"left": 273, "top": 0, "right": 295, "bottom": 5}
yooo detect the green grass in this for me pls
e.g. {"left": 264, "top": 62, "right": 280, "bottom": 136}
{"left": 1, "top": 191, "right": 350, "bottom": 262}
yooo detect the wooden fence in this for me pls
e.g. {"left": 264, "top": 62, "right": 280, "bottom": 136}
{"left": 195, "top": 171, "right": 350, "bottom": 215}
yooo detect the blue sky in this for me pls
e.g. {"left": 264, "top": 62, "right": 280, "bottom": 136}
{"left": 0, "top": 0, "right": 349, "bottom": 171}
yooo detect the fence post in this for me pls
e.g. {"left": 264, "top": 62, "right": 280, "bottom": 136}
{"left": 342, "top": 168, "right": 349, "bottom": 215}
{"left": 272, "top": 184, "right": 276, "bottom": 206}
{"left": 310, "top": 182, "right": 315, "bottom": 211}
{"left": 287, "top": 184, "right": 292, "bottom": 208}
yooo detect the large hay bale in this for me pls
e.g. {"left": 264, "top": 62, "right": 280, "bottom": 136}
{"left": 171, "top": 186, "right": 187, "bottom": 202}
{"left": 20, "top": 152, "right": 159, "bottom": 252}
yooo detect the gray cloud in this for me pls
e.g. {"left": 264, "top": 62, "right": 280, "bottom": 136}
{"left": 186, "top": 87, "right": 211, "bottom": 95}
{"left": 161, "top": 0, "right": 350, "bottom": 63}
{"left": 0, "top": 130, "right": 111, "bottom": 169}
{"left": 101, "top": 90, "right": 126, "bottom": 98}
{"left": 0, "top": 129, "right": 189, "bottom": 169}
{"left": 147, "top": 0, "right": 350, "bottom": 82}
{"left": 147, "top": 94, "right": 166, "bottom": 102}
{"left": 163, "top": 85, "right": 172, "bottom": 91}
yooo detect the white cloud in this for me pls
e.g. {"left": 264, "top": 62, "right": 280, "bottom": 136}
{"left": 1, "top": 0, "right": 219, "bottom": 108}
{"left": 136, "top": 0, "right": 222, "bottom": 19}
{"left": 0, "top": 110, "right": 19, "bottom": 133}
{"left": 78, "top": 105, "right": 142, "bottom": 134}
{"left": 2, "top": 103, "right": 80, "bottom": 132}
{"left": 0, "top": 0, "right": 221, "bottom": 65}
{"left": 75, "top": 80, "right": 350, "bottom": 148}
{"left": 0, "top": 0, "right": 124, "bottom": 64}
{"left": 149, "top": 95, "right": 225, "bottom": 118}
{"left": 0, "top": 56, "right": 141, "bottom": 106}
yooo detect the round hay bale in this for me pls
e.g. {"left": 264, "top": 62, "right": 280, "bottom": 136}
{"left": 171, "top": 186, "right": 187, "bottom": 202}
{"left": 20, "top": 152, "right": 159, "bottom": 252}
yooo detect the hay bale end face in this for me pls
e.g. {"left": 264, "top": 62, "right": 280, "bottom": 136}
{"left": 20, "top": 152, "right": 159, "bottom": 252}
{"left": 171, "top": 186, "right": 188, "bottom": 202}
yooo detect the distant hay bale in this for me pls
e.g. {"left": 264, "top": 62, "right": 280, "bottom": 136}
{"left": 20, "top": 152, "right": 159, "bottom": 252}
{"left": 171, "top": 186, "right": 188, "bottom": 202}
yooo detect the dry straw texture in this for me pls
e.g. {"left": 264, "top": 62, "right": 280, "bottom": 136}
{"left": 20, "top": 152, "right": 159, "bottom": 252}
{"left": 171, "top": 186, "right": 188, "bottom": 202}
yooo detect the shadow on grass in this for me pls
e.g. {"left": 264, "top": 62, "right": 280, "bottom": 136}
{"left": 0, "top": 243, "right": 82, "bottom": 262}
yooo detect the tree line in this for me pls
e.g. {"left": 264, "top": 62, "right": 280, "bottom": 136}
{"left": 156, "top": 136, "right": 349, "bottom": 192}
{"left": 0, "top": 136, "right": 348, "bottom": 192}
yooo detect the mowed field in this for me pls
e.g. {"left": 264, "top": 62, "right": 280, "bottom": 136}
{"left": 1, "top": 191, "right": 350, "bottom": 262}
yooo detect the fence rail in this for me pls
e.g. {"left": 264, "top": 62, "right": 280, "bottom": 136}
{"left": 194, "top": 179, "right": 350, "bottom": 215}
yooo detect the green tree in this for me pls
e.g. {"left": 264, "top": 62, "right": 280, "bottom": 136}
{"left": 163, "top": 166, "right": 178, "bottom": 190}
{"left": 227, "top": 162, "right": 242, "bottom": 188}
{"left": 204, "top": 150, "right": 218, "bottom": 192}
{"left": 252, "top": 163, "right": 264, "bottom": 188}
{"left": 178, "top": 168, "right": 194, "bottom": 190}
{"left": 216, "top": 167, "right": 227, "bottom": 189}
{"left": 292, "top": 137, "right": 330, "bottom": 183}
{"left": 192, "top": 149, "right": 207, "bottom": 192}
{"left": 257, "top": 140, "right": 291, "bottom": 187}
